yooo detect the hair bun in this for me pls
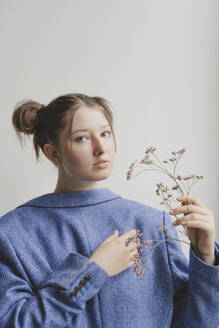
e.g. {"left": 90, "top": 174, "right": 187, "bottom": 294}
{"left": 12, "top": 100, "right": 43, "bottom": 136}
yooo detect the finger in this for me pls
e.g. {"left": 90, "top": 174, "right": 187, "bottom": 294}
{"left": 177, "top": 195, "right": 206, "bottom": 208}
{"left": 120, "top": 229, "right": 136, "bottom": 242}
{"left": 180, "top": 220, "right": 211, "bottom": 231}
{"left": 130, "top": 247, "right": 139, "bottom": 254}
{"left": 173, "top": 214, "right": 209, "bottom": 226}
{"left": 127, "top": 243, "right": 138, "bottom": 252}
{"left": 129, "top": 250, "right": 139, "bottom": 262}
{"left": 169, "top": 204, "right": 208, "bottom": 216}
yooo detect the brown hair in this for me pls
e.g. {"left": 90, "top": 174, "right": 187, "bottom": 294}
{"left": 12, "top": 93, "right": 117, "bottom": 163}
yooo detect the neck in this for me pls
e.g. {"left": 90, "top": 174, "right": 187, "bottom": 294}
{"left": 53, "top": 180, "right": 102, "bottom": 193}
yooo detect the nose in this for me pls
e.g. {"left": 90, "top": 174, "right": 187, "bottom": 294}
{"left": 93, "top": 137, "right": 106, "bottom": 156}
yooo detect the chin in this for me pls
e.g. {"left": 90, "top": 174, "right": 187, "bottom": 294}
{"left": 87, "top": 171, "right": 112, "bottom": 181}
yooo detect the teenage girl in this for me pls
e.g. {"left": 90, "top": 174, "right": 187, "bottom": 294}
{"left": 0, "top": 93, "right": 218, "bottom": 327}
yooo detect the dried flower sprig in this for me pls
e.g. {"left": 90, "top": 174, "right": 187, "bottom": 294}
{"left": 126, "top": 146, "right": 204, "bottom": 276}
{"left": 126, "top": 225, "right": 192, "bottom": 277}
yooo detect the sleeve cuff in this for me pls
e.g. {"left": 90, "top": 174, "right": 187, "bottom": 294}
{"left": 189, "top": 241, "right": 219, "bottom": 284}
{"left": 67, "top": 259, "right": 111, "bottom": 303}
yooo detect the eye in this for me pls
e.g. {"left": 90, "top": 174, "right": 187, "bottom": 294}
{"left": 102, "top": 130, "right": 111, "bottom": 137}
{"left": 75, "top": 131, "right": 111, "bottom": 143}
{"left": 75, "top": 136, "right": 87, "bottom": 142}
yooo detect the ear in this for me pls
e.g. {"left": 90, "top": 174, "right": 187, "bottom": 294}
{"left": 43, "top": 143, "right": 61, "bottom": 165}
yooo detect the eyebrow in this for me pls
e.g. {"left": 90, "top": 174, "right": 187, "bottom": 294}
{"left": 72, "top": 124, "right": 110, "bottom": 135}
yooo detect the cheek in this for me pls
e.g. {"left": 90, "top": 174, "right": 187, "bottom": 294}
{"left": 110, "top": 140, "right": 116, "bottom": 154}
{"left": 75, "top": 153, "right": 90, "bottom": 166}
{"left": 65, "top": 147, "right": 90, "bottom": 166}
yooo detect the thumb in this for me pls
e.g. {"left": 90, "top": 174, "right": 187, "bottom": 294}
{"left": 104, "top": 229, "right": 118, "bottom": 243}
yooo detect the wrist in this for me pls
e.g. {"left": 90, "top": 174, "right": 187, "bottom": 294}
{"left": 200, "top": 252, "right": 216, "bottom": 265}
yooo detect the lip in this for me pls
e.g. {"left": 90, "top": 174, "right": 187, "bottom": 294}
{"left": 93, "top": 160, "right": 109, "bottom": 168}
{"left": 94, "top": 160, "right": 108, "bottom": 165}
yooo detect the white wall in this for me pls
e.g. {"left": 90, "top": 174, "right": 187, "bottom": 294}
{"left": 1, "top": 0, "right": 219, "bottom": 257}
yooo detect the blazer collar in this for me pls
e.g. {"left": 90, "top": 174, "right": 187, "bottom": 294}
{"left": 17, "top": 188, "right": 121, "bottom": 208}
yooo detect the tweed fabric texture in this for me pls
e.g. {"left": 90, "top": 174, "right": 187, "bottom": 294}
{"left": 0, "top": 187, "right": 218, "bottom": 327}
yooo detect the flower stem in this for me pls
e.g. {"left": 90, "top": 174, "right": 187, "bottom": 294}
{"left": 140, "top": 237, "right": 192, "bottom": 270}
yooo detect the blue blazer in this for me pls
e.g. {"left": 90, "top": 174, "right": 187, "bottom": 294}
{"left": 0, "top": 188, "right": 218, "bottom": 327}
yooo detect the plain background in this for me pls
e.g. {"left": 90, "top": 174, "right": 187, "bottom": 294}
{"left": 1, "top": 0, "right": 218, "bottom": 258}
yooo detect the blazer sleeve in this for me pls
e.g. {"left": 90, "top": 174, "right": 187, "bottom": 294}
{"left": 0, "top": 231, "right": 110, "bottom": 328}
{"left": 162, "top": 211, "right": 219, "bottom": 328}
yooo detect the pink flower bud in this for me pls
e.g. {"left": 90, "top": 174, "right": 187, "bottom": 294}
{"left": 178, "top": 148, "right": 186, "bottom": 154}
{"left": 157, "top": 223, "right": 168, "bottom": 232}
{"left": 126, "top": 170, "right": 132, "bottom": 180}
{"left": 169, "top": 156, "right": 177, "bottom": 162}
{"left": 172, "top": 184, "right": 179, "bottom": 190}
{"left": 129, "top": 159, "right": 138, "bottom": 170}
{"left": 145, "top": 146, "right": 156, "bottom": 154}
{"left": 145, "top": 147, "right": 152, "bottom": 154}
{"left": 140, "top": 155, "right": 153, "bottom": 165}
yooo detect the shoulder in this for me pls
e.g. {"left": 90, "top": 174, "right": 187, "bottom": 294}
{"left": 117, "top": 196, "right": 164, "bottom": 224}
{"left": 0, "top": 194, "right": 43, "bottom": 234}
{"left": 121, "top": 197, "right": 162, "bottom": 214}
{"left": 0, "top": 207, "right": 27, "bottom": 234}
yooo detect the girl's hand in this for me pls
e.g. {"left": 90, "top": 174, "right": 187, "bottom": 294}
{"left": 90, "top": 229, "right": 138, "bottom": 277}
{"left": 169, "top": 195, "right": 216, "bottom": 265}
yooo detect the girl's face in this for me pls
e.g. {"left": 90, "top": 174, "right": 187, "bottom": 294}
{"left": 54, "top": 106, "right": 116, "bottom": 192}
